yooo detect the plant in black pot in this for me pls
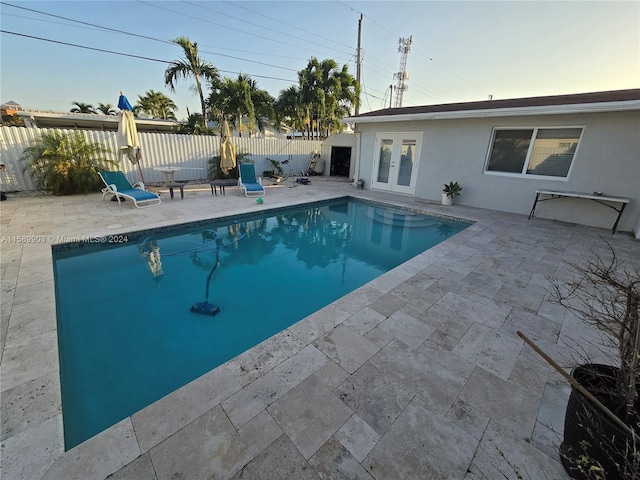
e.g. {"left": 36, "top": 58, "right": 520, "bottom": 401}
{"left": 548, "top": 242, "right": 639, "bottom": 479}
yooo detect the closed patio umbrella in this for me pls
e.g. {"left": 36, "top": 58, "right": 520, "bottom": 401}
{"left": 219, "top": 118, "right": 236, "bottom": 175}
{"left": 116, "top": 91, "right": 145, "bottom": 183}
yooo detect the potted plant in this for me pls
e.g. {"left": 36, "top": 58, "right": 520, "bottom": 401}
{"left": 442, "top": 181, "right": 462, "bottom": 205}
{"left": 548, "top": 242, "right": 639, "bottom": 479}
{"left": 356, "top": 178, "right": 364, "bottom": 189}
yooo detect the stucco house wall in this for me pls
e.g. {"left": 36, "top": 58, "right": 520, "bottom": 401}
{"left": 354, "top": 109, "right": 639, "bottom": 233}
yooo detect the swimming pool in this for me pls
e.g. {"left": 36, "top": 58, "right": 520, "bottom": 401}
{"left": 53, "top": 197, "right": 469, "bottom": 449}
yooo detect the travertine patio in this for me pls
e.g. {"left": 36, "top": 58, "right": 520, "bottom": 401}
{"left": 2, "top": 178, "right": 637, "bottom": 479}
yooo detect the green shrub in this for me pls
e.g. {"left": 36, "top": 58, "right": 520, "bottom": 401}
{"left": 207, "top": 151, "right": 252, "bottom": 180}
{"left": 21, "top": 131, "right": 117, "bottom": 195}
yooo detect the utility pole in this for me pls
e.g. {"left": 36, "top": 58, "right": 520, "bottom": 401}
{"left": 355, "top": 14, "right": 363, "bottom": 116}
{"left": 393, "top": 36, "right": 412, "bottom": 108}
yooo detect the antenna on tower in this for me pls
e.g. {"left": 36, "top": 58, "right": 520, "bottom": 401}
{"left": 393, "top": 36, "right": 412, "bottom": 108}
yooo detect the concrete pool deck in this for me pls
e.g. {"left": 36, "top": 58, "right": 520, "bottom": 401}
{"left": 1, "top": 177, "right": 638, "bottom": 479}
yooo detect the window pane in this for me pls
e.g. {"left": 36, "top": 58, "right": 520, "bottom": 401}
{"left": 376, "top": 139, "right": 393, "bottom": 184}
{"left": 486, "top": 129, "right": 533, "bottom": 173}
{"left": 397, "top": 139, "right": 415, "bottom": 186}
{"left": 526, "top": 128, "right": 582, "bottom": 177}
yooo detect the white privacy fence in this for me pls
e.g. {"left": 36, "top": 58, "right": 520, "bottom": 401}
{"left": 0, "top": 127, "right": 323, "bottom": 192}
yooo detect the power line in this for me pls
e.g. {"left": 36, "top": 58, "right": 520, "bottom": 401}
{"left": 184, "top": 0, "right": 356, "bottom": 60}
{"left": 137, "top": 0, "right": 352, "bottom": 65}
{"left": 0, "top": 30, "right": 297, "bottom": 83}
{"left": 2, "top": 0, "right": 390, "bottom": 113}
{"left": 2, "top": 0, "right": 362, "bottom": 87}
{"left": 1, "top": 2, "right": 173, "bottom": 45}
{"left": 0, "top": 2, "right": 301, "bottom": 74}
{"left": 337, "top": 0, "right": 486, "bottom": 103}
{"left": 0, "top": 30, "right": 170, "bottom": 63}
{"left": 225, "top": 0, "right": 356, "bottom": 53}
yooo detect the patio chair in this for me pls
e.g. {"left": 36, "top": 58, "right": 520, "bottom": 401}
{"left": 238, "top": 163, "right": 265, "bottom": 197}
{"left": 99, "top": 171, "right": 161, "bottom": 208}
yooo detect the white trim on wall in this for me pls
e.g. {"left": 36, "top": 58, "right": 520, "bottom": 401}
{"left": 348, "top": 100, "right": 640, "bottom": 124}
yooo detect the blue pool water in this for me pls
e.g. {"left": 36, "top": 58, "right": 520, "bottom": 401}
{"left": 53, "top": 198, "right": 469, "bottom": 449}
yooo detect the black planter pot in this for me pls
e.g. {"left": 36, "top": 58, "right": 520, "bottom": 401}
{"left": 559, "top": 364, "right": 638, "bottom": 479}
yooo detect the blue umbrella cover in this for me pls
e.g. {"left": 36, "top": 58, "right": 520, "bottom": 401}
{"left": 118, "top": 91, "right": 133, "bottom": 111}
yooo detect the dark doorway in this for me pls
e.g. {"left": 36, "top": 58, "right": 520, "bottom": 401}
{"left": 330, "top": 147, "right": 352, "bottom": 177}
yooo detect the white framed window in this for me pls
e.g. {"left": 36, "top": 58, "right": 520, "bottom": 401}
{"left": 484, "top": 127, "right": 583, "bottom": 178}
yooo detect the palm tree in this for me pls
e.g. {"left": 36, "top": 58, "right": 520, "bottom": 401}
{"left": 173, "top": 112, "right": 214, "bottom": 135}
{"left": 136, "top": 90, "right": 177, "bottom": 120}
{"left": 96, "top": 103, "right": 116, "bottom": 115}
{"left": 296, "top": 58, "right": 357, "bottom": 139}
{"left": 275, "top": 86, "right": 306, "bottom": 134}
{"left": 250, "top": 82, "right": 275, "bottom": 135}
{"left": 209, "top": 74, "right": 274, "bottom": 137}
{"left": 70, "top": 101, "right": 96, "bottom": 114}
{"left": 164, "top": 36, "right": 219, "bottom": 128}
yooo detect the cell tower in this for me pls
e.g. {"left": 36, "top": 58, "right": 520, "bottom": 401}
{"left": 393, "top": 36, "right": 412, "bottom": 108}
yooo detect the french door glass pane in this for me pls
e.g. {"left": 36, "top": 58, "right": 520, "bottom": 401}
{"left": 397, "top": 140, "right": 415, "bottom": 186}
{"left": 377, "top": 139, "right": 393, "bottom": 184}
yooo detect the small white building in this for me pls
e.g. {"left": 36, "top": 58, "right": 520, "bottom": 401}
{"left": 319, "top": 133, "right": 358, "bottom": 178}
{"left": 345, "top": 89, "right": 640, "bottom": 235}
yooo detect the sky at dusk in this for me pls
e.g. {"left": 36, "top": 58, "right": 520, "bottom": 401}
{"left": 1, "top": 0, "right": 638, "bottom": 120}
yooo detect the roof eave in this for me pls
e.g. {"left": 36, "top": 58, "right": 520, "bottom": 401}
{"left": 344, "top": 100, "right": 640, "bottom": 124}
{"left": 15, "top": 111, "right": 178, "bottom": 127}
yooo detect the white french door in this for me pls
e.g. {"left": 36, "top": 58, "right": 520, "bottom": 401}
{"left": 371, "top": 133, "right": 422, "bottom": 194}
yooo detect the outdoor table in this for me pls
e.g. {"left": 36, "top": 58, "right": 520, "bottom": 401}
{"left": 528, "top": 189, "right": 630, "bottom": 234}
{"left": 154, "top": 166, "right": 182, "bottom": 186}
{"left": 167, "top": 183, "right": 185, "bottom": 200}
{"left": 210, "top": 179, "right": 238, "bottom": 196}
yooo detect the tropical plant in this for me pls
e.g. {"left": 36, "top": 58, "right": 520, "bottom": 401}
{"left": 20, "top": 131, "right": 117, "bottom": 195}
{"left": 173, "top": 112, "right": 214, "bottom": 135}
{"left": 70, "top": 101, "right": 96, "bottom": 114}
{"left": 265, "top": 158, "right": 283, "bottom": 177}
{"left": 295, "top": 57, "right": 358, "bottom": 139}
{"left": 274, "top": 85, "right": 306, "bottom": 134}
{"left": 136, "top": 90, "right": 177, "bottom": 120}
{"left": 165, "top": 36, "right": 219, "bottom": 128}
{"left": 96, "top": 103, "right": 117, "bottom": 115}
{"left": 209, "top": 74, "right": 275, "bottom": 137}
{"left": 443, "top": 181, "right": 463, "bottom": 198}
{"left": 207, "top": 151, "right": 251, "bottom": 180}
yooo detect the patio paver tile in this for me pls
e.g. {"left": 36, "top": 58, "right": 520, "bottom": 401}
{"left": 363, "top": 396, "right": 478, "bottom": 479}
{"left": 149, "top": 405, "right": 251, "bottom": 480}
{"left": 268, "top": 373, "right": 352, "bottom": 460}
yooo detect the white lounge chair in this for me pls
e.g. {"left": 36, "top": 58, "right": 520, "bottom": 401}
{"left": 99, "top": 171, "right": 161, "bottom": 208}
{"left": 238, "top": 163, "right": 265, "bottom": 197}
